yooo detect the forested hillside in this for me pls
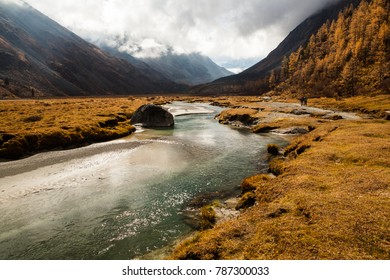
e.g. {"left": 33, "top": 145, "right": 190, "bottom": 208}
{"left": 271, "top": 0, "right": 389, "bottom": 98}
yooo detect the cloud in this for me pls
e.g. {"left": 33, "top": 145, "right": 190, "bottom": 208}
{"left": 0, "top": 0, "right": 25, "bottom": 6}
{"left": 22, "top": 0, "right": 339, "bottom": 68}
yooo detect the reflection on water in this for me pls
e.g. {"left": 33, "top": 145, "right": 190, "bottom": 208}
{"left": 0, "top": 102, "right": 287, "bottom": 259}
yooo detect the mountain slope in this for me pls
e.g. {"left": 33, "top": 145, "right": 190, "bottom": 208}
{"left": 191, "top": 0, "right": 362, "bottom": 95}
{"left": 141, "top": 52, "right": 233, "bottom": 86}
{"left": 99, "top": 45, "right": 185, "bottom": 88}
{"left": 274, "top": 0, "right": 389, "bottom": 97}
{"left": 100, "top": 41, "right": 232, "bottom": 86}
{"left": 0, "top": 0, "right": 179, "bottom": 98}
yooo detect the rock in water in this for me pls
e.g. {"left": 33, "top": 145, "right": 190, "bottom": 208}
{"left": 131, "top": 104, "right": 174, "bottom": 127}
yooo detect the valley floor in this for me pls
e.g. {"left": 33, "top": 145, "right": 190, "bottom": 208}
{"left": 1, "top": 94, "right": 389, "bottom": 260}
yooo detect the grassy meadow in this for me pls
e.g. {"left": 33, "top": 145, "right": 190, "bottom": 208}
{"left": 0, "top": 97, "right": 158, "bottom": 159}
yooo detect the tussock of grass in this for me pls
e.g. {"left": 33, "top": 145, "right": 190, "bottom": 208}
{"left": 240, "top": 174, "right": 271, "bottom": 194}
{"left": 241, "top": 175, "right": 264, "bottom": 194}
{"left": 199, "top": 205, "right": 216, "bottom": 231}
{"left": 235, "top": 192, "right": 256, "bottom": 210}
{"left": 252, "top": 124, "right": 280, "bottom": 133}
{"left": 268, "top": 158, "right": 285, "bottom": 176}
{"left": 252, "top": 118, "right": 320, "bottom": 134}
{"left": 267, "top": 144, "right": 280, "bottom": 156}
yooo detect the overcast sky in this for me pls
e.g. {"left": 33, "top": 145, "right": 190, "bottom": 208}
{"left": 22, "top": 0, "right": 338, "bottom": 72}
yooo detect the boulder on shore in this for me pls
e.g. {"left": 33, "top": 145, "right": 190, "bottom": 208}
{"left": 131, "top": 104, "right": 174, "bottom": 127}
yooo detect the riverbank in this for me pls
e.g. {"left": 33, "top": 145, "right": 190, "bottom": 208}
{"left": 169, "top": 96, "right": 390, "bottom": 260}
{"left": 0, "top": 97, "right": 154, "bottom": 159}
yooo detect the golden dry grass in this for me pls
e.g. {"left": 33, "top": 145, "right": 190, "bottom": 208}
{"left": 0, "top": 97, "right": 156, "bottom": 158}
{"left": 216, "top": 108, "right": 260, "bottom": 126}
{"left": 302, "top": 95, "right": 390, "bottom": 118}
{"left": 170, "top": 120, "right": 390, "bottom": 260}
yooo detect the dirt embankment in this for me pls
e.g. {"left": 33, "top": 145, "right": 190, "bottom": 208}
{"left": 170, "top": 96, "right": 390, "bottom": 260}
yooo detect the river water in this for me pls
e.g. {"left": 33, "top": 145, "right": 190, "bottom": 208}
{"left": 0, "top": 102, "right": 286, "bottom": 259}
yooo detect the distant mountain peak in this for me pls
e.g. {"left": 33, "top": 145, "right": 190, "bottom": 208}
{"left": 96, "top": 36, "right": 233, "bottom": 86}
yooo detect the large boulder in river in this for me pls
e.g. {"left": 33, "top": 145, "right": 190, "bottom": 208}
{"left": 131, "top": 104, "right": 174, "bottom": 127}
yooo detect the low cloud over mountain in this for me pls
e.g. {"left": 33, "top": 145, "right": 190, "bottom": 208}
{"left": 23, "top": 0, "right": 340, "bottom": 71}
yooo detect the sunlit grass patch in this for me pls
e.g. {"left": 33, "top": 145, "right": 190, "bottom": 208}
{"left": 310, "top": 95, "right": 390, "bottom": 118}
{"left": 0, "top": 97, "right": 151, "bottom": 158}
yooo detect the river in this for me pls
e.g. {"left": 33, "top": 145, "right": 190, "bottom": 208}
{"left": 0, "top": 102, "right": 287, "bottom": 259}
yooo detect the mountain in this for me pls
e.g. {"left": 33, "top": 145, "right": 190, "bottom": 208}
{"left": 100, "top": 41, "right": 232, "bottom": 86}
{"left": 99, "top": 45, "right": 184, "bottom": 88}
{"left": 140, "top": 51, "right": 233, "bottom": 86}
{"left": 0, "top": 0, "right": 180, "bottom": 98}
{"left": 191, "top": 0, "right": 363, "bottom": 95}
{"left": 274, "top": 0, "right": 389, "bottom": 97}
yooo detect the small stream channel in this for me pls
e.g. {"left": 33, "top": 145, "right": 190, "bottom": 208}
{"left": 0, "top": 102, "right": 288, "bottom": 259}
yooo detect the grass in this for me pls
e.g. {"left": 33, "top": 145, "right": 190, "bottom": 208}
{"left": 199, "top": 205, "right": 217, "bottom": 230}
{"left": 216, "top": 108, "right": 260, "bottom": 125}
{"left": 0, "top": 97, "right": 154, "bottom": 159}
{"left": 235, "top": 192, "right": 257, "bottom": 210}
{"left": 302, "top": 95, "right": 390, "bottom": 118}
